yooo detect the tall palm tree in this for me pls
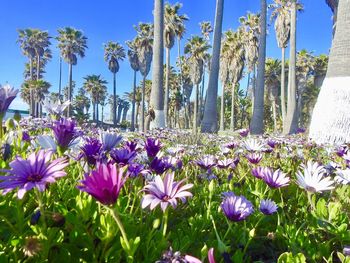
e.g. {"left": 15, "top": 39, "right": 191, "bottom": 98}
{"left": 164, "top": 3, "right": 187, "bottom": 127}
{"left": 309, "top": 0, "right": 349, "bottom": 143}
{"left": 296, "top": 49, "right": 314, "bottom": 126}
{"left": 185, "top": 36, "right": 211, "bottom": 133}
{"left": 122, "top": 101, "right": 130, "bottom": 122}
{"left": 108, "top": 95, "right": 118, "bottom": 122}
{"left": 126, "top": 39, "right": 140, "bottom": 131}
{"left": 57, "top": 27, "right": 87, "bottom": 117}
{"left": 313, "top": 54, "right": 328, "bottom": 89}
{"left": 270, "top": 0, "right": 291, "bottom": 124}
{"left": 83, "top": 75, "right": 107, "bottom": 123}
{"left": 201, "top": 0, "right": 225, "bottom": 133}
{"left": 326, "top": 0, "right": 338, "bottom": 35}
{"left": 104, "top": 41, "right": 126, "bottom": 126}
{"left": 200, "top": 21, "right": 214, "bottom": 41}
{"left": 251, "top": 0, "right": 267, "bottom": 134}
{"left": 265, "top": 58, "right": 282, "bottom": 131}
{"left": 283, "top": 0, "right": 298, "bottom": 134}
{"left": 229, "top": 28, "right": 245, "bottom": 131}
{"left": 134, "top": 23, "right": 153, "bottom": 131}
{"left": 149, "top": 0, "right": 165, "bottom": 130}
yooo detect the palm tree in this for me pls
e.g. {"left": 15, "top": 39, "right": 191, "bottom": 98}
{"left": 229, "top": 29, "right": 246, "bottom": 131}
{"left": 83, "top": 75, "right": 108, "bottom": 123}
{"left": 122, "top": 101, "right": 130, "bottom": 122}
{"left": 126, "top": 39, "right": 140, "bottom": 131}
{"left": 134, "top": 23, "right": 153, "bottom": 131}
{"left": 104, "top": 41, "right": 126, "bottom": 126}
{"left": 265, "top": 58, "right": 282, "bottom": 131}
{"left": 313, "top": 54, "right": 328, "bottom": 89}
{"left": 201, "top": 0, "right": 225, "bottom": 133}
{"left": 57, "top": 27, "right": 87, "bottom": 117}
{"left": 116, "top": 98, "right": 124, "bottom": 123}
{"left": 270, "top": 0, "right": 291, "bottom": 124}
{"left": 185, "top": 36, "right": 211, "bottom": 133}
{"left": 309, "top": 0, "right": 349, "bottom": 143}
{"left": 164, "top": 3, "right": 187, "bottom": 127}
{"left": 296, "top": 49, "right": 314, "bottom": 126}
{"left": 283, "top": 0, "right": 298, "bottom": 134}
{"left": 326, "top": 0, "right": 338, "bottom": 35}
{"left": 250, "top": 0, "right": 267, "bottom": 134}
{"left": 108, "top": 95, "right": 118, "bottom": 122}
{"left": 200, "top": 21, "right": 213, "bottom": 41}
{"left": 149, "top": 0, "right": 165, "bottom": 130}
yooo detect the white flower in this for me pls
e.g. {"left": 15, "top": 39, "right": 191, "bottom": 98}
{"left": 242, "top": 138, "right": 265, "bottom": 152}
{"left": 36, "top": 135, "right": 57, "bottom": 151}
{"left": 43, "top": 99, "right": 70, "bottom": 116}
{"left": 296, "top": 161, "right": 335, "bottom": 193}
{"left": 335, "top": 169, "right": 350, "bottom": 185}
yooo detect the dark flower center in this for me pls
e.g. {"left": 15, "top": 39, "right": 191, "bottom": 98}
{"left": 306, "top": 186, "right": 317, "bottom": 193}
{"left": 162, "top": 195, "right": 171, "bottom": 201}
{"left": 27, "top": 174, "right": 44, "bottom": 182}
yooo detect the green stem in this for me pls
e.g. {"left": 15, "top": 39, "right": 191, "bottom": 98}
{"left": 35, "top": 190, "right": 47, "bottom": 232}
{"left": 242, "top": 216, "right": 264, "bottom": 256}
{"left": 162, "top": 208, "right": 169, "bottom": 237}
{"left": 109, "top": 207, "right": 130, "bottom": 251}
{"left": 307, "top": 192, "right": 315, "bottom": 211}
{"left": 0, "top": 117, "right": 3, "bottom": 140}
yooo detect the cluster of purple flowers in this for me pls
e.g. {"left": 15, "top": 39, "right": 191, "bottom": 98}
{"left": 52, "top": 118, "right": 79, "bottom": 152}
{"left": 251, "top": 167, "right": 290, "bottom": 188}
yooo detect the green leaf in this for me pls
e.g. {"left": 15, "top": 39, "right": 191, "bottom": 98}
{"left": 278, "top": 252, "right": 306, "bottom": 263}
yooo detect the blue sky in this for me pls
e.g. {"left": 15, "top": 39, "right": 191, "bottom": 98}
{"left": 0, "top": 0, "right": 333, "bottom": 112}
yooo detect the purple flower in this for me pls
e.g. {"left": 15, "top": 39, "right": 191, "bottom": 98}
{"left": 141, "top": 172, "right": 193, "bottom": 212}
{"left": 217, "top": 159, "right": 237, "bottom": 169}
{"left": 0, "top": 150, "right": 68, "bottom": 199}
{"left": 251, "top": 167, "right": 269, "bottom": 179}
{"left": 149, "top": 157, "right": 173, "bottom": 174}
{"left": 80, "top": 137, "right": 102, "bottom": 165}
{"left": 336, "top": 145, "right": 348, "bottom": 157}
{"left": 145, "top": 137, "right": 162, "bottom": 158}
{"left": 224, "top": 142, "right": 238, "bottom": 150}
{"left": 22, "top": 131, "right": 31, "bottom": 142}
{"left": 52, "top": 118, "right": 79, "bottom": 151}
{"left": 221, "top": 193, "right": 254, "bottom": 222}
{"left": 246, "top": 153, "right": 263, "bottom": 164}
{"left": 125, "top": 140, "right": 138, "bottom": 153}
{"left": 77, "top": 162, "right": 127, "bottom": 205}
{"left": 110, "top": 148, "right": 137, "bottom": 166}
{"left": 238, "top": 128, "right": 249, "bottom": 137}
{"left": 0, "top": 84, "right": 18, "bottom": 118}
{"left": 259, "top": 199, "right": 278, "bottom": 215}
{"left": 185, "top": 248, "right": 216, "bottom": 263}
{"left": 100, "top": 131, "right": 122, "bottom": 151}
{"left": 343, "top": 246, "right": 350, "bottom": 256}
{"left": 127, "top": 163, "right": 145, "bottom": 178}
{"left": 267, "top": 139, "right": 278, "bottom": 149}
{"left": 296, "top": 127, "right": 306, "bottom": 134}
{"left": 196, "top": 155, "right": 217, "bottom": 170}
{"left": 262, "top": 168, "right": 290, "bottom": 188}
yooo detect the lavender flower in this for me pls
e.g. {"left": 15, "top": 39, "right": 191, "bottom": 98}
{"left": 43, "top": 99, "right": 70, "bottom": 117}
{"left": 149, "top": 157, "right": 173, "bottom": 174}
{"left": 22, "top": 131, "right": 31, "bottom": 142}
{"left": 246, "top": 153, "right": 263, "bottom": 164}
{"left": 100, "top": 131, "right": 122, "bottom": 151}
{"left": 343, "top": 246, "right": 350, "bottom": 256}
{"left": 336, "top": 145, "right": 348, "bottom": 157}
{"left": 127, "top": 163, "right": 145, "bottom": 178}
{"left": 262, "top": 168, "right": 290, "bottom": 188}
{"left": 242, "top": 138, "right": 265, "bottom": 152}
{"left": 52, "top": 118, "right": 79, "bottom": 151}
{"left": 77, "top": 162, "right": 127, "bottom": 205}
{"left": 335, "top": 169, "right": 350, "bottom": 185}
{"left": 110, "top": 148, "right": 137, "bottom": 166}
{"left": 251, "top": 167, "right": 269, "bottom": 179}
{"left": 259, "top": 199, "right": 278, "bottom": 215}
{"left": 0, "top": 150, "right": 68, "bottom": 199}
{"left": 221, "top": 193, "right": 254, "bottom": 221}
{"left": 224, "top": 142, "right": 238, "bottom": 150}
{"left": 217, "top": 159, "right": 237, "bottom": 169}
{"left": 267, "top": 139, "right": 278, "bottom": 149}
{"left": 80, "top": 137, "right": 102, "bottom": 165}
{"left": 0, "top": 84, "right": 18, "bottom": 118}
{"left": 141, "top": 172, "right": 193, "bottom": 212}
{"left": 238, "top": 128, "right": 249, "bottom": 137}
{"left": 296, "top": 161, "right": 334, "bottom": 193}
{"left": 185, "top": 248, "right": 216, "bottom": 263}
{"left": 145, "top": 137, "right": 162, "bottom": 158}
{"left": 125, "top": 140, "right": 138, "bottom": 152}
{"left": 196, "top": 155, "right": 217, "bottom": 170}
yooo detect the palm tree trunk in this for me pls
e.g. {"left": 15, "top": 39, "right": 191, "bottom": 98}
{"left": 230, "top": 83, "right": 236, "bottom": 131}
{"left": 96, "top": 104, "right": 99, "bottom": 124}
{"left": 201, "top": 0, "right": 224, "bottom": 133}
{"left": 141, "top": 76, "right": 146, "bottom": 131}
{"left": 136, "top": 102, "right": 140, "bottom": 129}
{"left": 29, "top": 57, "right": 35, "bottom": 117}
{"left": 102, "top": 106, "right": 104, "bottom": 124}
{"left": 93, "top": 102, "right": 96, "bottom": 122}
{"left": 250, "top": 0, "right": 267, "bottom": 134}
{"left": 193, "top": 84, "right": 199, "bottom": 133}
{"left": 113, "top": 72, "right": 117, "bottom": 126}
{"left": 67, "top": 63, "right": 73, "bottom": 117}
{"left": 281, "top": 47, "right": 286, "bottom": 123}
{"left": 241, "top": 73, "right": 251, "bottom": 128}
{"left": 220, "top": 84, "right": 225, "bottom": 131}
{"left": 164, "top": 47, "right": 170, "bottom": 127}
{"left": 149, "top": 0, "right": 165, "bottom": 129}
{"left": 200, "top": 64, "right": 206, "bottom": 122}
{"left": 59, "top": 57, "right": 62, "bottom": 101}
{"left": 283, "top": 0, "right": 298, "bottom": 134}
{"left": 272, "top": 99, "right": 277, "bottom": 131}
{"left": 131, "top": 70, "right": 137, "bottom": 131}
{"left": 36, "top": 55, "right": 40, "bottom": 81}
